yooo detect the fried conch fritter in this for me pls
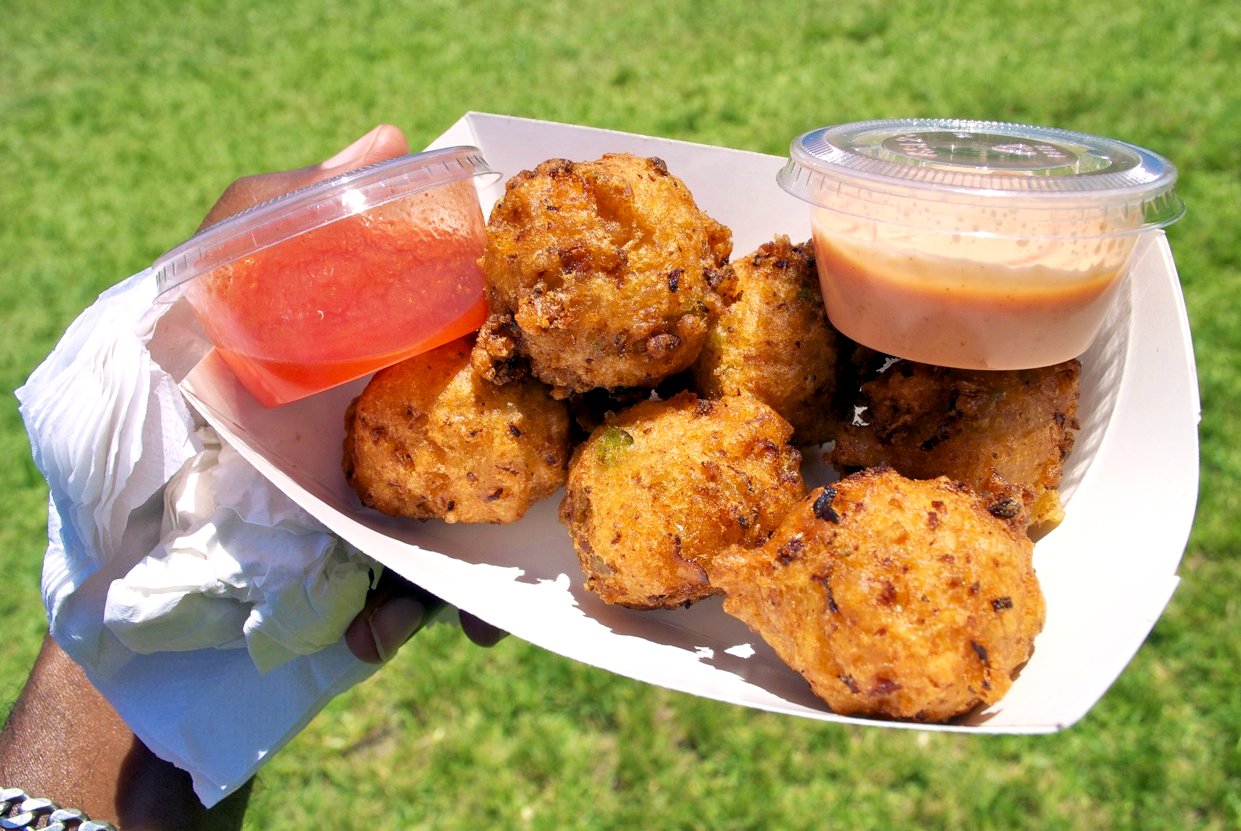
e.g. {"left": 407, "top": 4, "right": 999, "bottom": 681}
{"left": 831, "top": 357, "right": 1080, "bottom": 532}
{"left": 472, "top": 153, "right": 733, "bottom": 397}
{"left": 559, "top": 392, "right": 805, "bottom": 609}
{"left": 692, "top": 236, "right": 844, "bottom": 446}
{"left": 708, "top": 467, "right": 1045, "bottom": 722}
{"left": 343, "top": 337, "right": 570, "bottom": 524}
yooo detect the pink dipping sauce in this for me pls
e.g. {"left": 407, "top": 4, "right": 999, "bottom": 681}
{"left": 154, "top": 147, "right": 498, "bottom": 406}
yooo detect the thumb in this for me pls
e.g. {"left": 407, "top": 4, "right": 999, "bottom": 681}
{"left": 198, "top": 124, "right": 410, "bottom": 231}
{"left": 320, "top": 124, "right": 410, "bottom": 170}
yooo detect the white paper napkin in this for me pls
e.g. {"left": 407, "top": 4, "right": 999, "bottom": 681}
{"left": 103, "top": 429, "right": 375, "bottom": 673}
{"left": 17, "top": 269, "right": 378, "bottom": 806}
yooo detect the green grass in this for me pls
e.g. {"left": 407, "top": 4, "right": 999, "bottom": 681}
{"left": 3, "top": 0, "right": 1239, "bottom": 828}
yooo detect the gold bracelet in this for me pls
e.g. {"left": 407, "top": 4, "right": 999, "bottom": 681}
{"left": 0, "top": 787, "right": 116, "bottom": 830}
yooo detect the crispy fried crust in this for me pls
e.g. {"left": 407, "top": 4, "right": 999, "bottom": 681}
{"left": 692, "top": 236, "right": 845, "bottom": 446}
{"left": 473, "top": 154, "right": 732, "bottom": 396}
{"left": 831, "top": 358, "right": 1081, "bottom": 531}
{"left": 343, "top": 338, "right": 570, "bottom": 524}
{"left": 708, "top": 467, "right": 1045, "bottom": 722}
{"left": 559, "top": 392, "right": 805, "bottom": 609}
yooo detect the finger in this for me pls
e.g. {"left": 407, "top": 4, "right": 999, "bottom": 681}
{"left": 318, "top": 123, "right": 409, "bottom": 170}
{"left": 345, "top": 571, "right": 445, "bottom": 664}
{"left": 197, "top": 124, "right": 410, "bottom": 231}
{"left": 459, "top": 610, "right": 509, "bottom": 648}
{"left": 196, "top": 169, "right": 319, "bottom": 231}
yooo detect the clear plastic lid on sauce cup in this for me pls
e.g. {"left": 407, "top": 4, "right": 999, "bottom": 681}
{"left": 153, "top": 146, "right": 500, "bottom": 406}
{"left": 777, "top": 119, "right": 1184, "bottom": 369}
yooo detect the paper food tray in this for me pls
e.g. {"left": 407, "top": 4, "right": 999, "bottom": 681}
{"left": 180, "top": 113, "right": 1200, "bottom": 733}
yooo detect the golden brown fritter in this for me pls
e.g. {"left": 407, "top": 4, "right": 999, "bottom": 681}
{"left": 343, "top": 337, "right": 570, "bottom": 524}
{"left": 564, "top": 385, "right": 652, "bottom": 440}
{"left": 708, "top": 467, "right": 1045, "bottom": 722}
{"left": 472, "top": 153, "right": 733, "bottom": 397}
{"left": 692, "top": 236, "right": 844, "bottom": 446}
{"left": 559, "top": 392, "right": 805, "bottom": 609}
{"left": 830, "top": 357, "right": 1080, "bottom": 532}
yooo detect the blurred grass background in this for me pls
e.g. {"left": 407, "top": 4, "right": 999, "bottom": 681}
{"left": 2, "top": 0, "right": 1238, "bottom": 827}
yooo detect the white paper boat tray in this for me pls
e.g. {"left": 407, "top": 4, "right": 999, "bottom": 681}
{"left": 182, "top": 112, "right": 1200, "bottom": 733}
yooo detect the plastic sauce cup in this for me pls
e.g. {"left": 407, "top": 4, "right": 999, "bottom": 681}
{"left": 153, "top": 146, "right": 499, "bottom": 406}
{"left": 777, "top": 120, "right": 1184, "bottom": 369}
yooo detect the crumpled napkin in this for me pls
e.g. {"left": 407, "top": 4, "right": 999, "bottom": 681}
{"left": 104, "top": 429, "right": 375, "bottom": 673}
{"left": 17, "top": 268, "right": 379, "bottom": 807}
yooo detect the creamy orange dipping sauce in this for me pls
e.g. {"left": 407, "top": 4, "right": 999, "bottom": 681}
{"left": 779, "top": 121, "right": 1181, "bottom": 370}
{"left": 810, "top": 208, "right": 1138, "bottom": 369}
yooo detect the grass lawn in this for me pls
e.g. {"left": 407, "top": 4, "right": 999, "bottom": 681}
{"left": 2, "top": 0, "right": 1239, "bottom": 828}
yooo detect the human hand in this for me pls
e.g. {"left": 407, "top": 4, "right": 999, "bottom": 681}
{"left": 197, "top": 123, "right": 410, "bottom": 230}
{"left": 343, "top": 569, "right": 508, "bottom": 663}
{"left": 200, "top": 124, "right": 507, "bottom": 662}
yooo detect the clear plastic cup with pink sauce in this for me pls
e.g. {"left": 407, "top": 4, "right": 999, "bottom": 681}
{"left": 153, "top": 147, "right": 500, "bottom": 407}
{"left": 777, "top": 119, "right": 1184, "bottom": 369}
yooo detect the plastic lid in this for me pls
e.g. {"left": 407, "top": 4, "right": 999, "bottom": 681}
{"left": 778, "top": 119, "right": 1183, "bottom": 228}
{"left": 153, "top": 145, "right": 498, "bottom": 297}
